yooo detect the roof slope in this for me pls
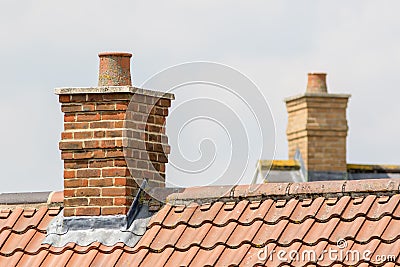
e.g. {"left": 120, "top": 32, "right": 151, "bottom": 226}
{"left": 131, "top": 179, "right": 400, "bottom": 266}
{"left": 0, "top": 179, "right": 399, "bottom": 266}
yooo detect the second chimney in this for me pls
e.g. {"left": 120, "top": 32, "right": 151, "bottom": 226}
{"left": 56, "top": 52, "right": 174, "bottom": 217}
{"left": 285, "top": 73, "right": 350, "bottom": 180}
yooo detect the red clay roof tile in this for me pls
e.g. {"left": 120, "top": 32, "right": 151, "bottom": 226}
{"left": 164, "top": 246, "right": 199, "bottom": 266}
{"left": 226, "top": 220, "right": 263, "bottom": 247}
{"left": 341, "top": 195, "right": 376, "bottom": 220}
{"left": 150, "top": 224, "right": 186, "bottom": 251}
{"left": 367, "top": 194, "right": 400, "bottom": 219}
{"left": 187, "top": 201, "right": 224, "bottom": 226}
{"left": 355, "top": 216, "right": 392, "bottom": 243}
{"left": 90, "top": 246, "right": 124, "bottom": 267}
{"left": 140, "top": 247, "right": 173, "bottom": 267}
{"left": 190, "top": 244, "right": 225, "bottom": 266}
{"left": 41, "top": 248, "right": 75, "bottom": 266}
{"left": 289, "top": 197, "right": 325, "bottom": 222}
{"left": 315, "top": 195, "right": 351, "bottom": 221}
{"left": 216, "top": 243, "right": 251, "bottom": 266}
{"left": 18, "top": 249, "right": 48, "bottom": 266}
{"left": 201, "top": 221, "right": 237, "bottom": 248}
{"left": 264, "top": 198, "right": 299, "bottom": 223}
{"left": 253, "top": 219, "right": 290, "bottom": 246}
{"left": 237, "top": 199, "right": 273, "bottom": 224}
{"left": 116, "top": 248, "right": 146, "bottom": 266}
{"left": 161, "top": 202, "right": 197, "bottom": 227}
{"left": 175, "top": 222, "right": 212, "bottom": 250}
{"left": 66, "top": 243, "right": 100, "bottom": 267}
{"left": 302, "top": 217, "right": 340, "bottom": 244}
{"left": 277, "top": 218, "right": 315, "bottom": 245}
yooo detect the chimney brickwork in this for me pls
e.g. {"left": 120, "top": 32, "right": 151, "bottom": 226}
{"left": 285, "top": 73, "right": 350, "bottom": 177}
{"left": 57, "top": 52, "right": 174, "bottom": 217}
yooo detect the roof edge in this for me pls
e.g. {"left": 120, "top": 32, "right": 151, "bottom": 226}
{"left": 0, "top": 191, "right": 63, "bottom": 206}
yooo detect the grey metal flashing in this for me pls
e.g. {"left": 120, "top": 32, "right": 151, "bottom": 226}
{"left": 307, "top": 171, "right": 348, "bottom": 181}
{"left": 0, "top": 191, "right": 51, "bottom": 204}
{"left": 264, "top": 169, "right": 400, "bottom": 183}
{"left": 294, "top": 149, "right": 307, "bottom": 181}
{"left": 266, "top": 170, "right": 305, "bottom": 183}
{"left": 43, "top": 180, "right": 156, "bottom": 247}
{"left": 54, "top": 86, "right": 175, "bottom": 100}
{"left": 349, "top": 173, "right": 400, "bottom": 180}
{"left": 347, "top": 164, "right": 400, "bottom": 173}
{"left": 127, "top": 179, "right": 147, "bottom": 229}
{"left": 43, "top": 205, "right": 154, "bottom": 247}
{"left": 61, "top": 215, "right": 127, "bottom": 233}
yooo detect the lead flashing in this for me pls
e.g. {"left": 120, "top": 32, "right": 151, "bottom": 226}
{"left": 43, "top": 205, "right": 154, "bottom": 247}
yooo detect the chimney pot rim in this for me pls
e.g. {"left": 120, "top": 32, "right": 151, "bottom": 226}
{"left": 308, "top": 72, "right": 327, "bottom": 76}
{"left": 98, "top": 52, "right": 132, "bottom": 57}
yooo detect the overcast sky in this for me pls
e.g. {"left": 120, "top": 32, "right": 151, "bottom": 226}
{"left": 0, "top": 1, "right": 399, "bottom": 193}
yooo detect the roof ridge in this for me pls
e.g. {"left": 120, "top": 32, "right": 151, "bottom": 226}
{"left": 166, "top": 178, "right": 400, "bottom": 205}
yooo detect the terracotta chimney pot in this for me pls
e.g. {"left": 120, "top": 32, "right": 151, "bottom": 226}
{"left": 306, "top": 73, "right": 327, "bottom": 93}
{"left": 98, "top": 52, "right": 132, "bottom": 86}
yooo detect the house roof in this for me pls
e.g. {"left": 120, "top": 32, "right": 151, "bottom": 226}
{"left": 258, "top": 160, "right": 400, "bottom": 183}
{"left": 0, "top": 178, "right": 399, "bottom": 266}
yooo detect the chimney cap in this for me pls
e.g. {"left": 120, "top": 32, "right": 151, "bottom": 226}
{"left": 306, "top": 72, "right": 327, "bottom": 94}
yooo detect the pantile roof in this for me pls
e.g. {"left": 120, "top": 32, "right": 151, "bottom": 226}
{"left": 0, "top": 178, "right": 399, "bottom": 266}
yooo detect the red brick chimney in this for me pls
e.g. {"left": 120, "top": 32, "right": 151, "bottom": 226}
{"left": 285, "top": 73, "right": 350, "bottom": 180}
{"left": 56, "top": 52, "right": 174, "bottom": 217}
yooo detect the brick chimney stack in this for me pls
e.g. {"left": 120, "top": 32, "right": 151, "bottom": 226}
{"left": 56, "top": 52, "right": 174, "bottom": 217}
{"left": 285, "top": 73, "right": 350, "bottom": 180}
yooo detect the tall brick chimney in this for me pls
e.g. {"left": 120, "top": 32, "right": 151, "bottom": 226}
{"left": 56, "top": 52, "right": 174, "bottom": 217}
{"left": 285, "top": 73, "right": 350, "bottom": 180}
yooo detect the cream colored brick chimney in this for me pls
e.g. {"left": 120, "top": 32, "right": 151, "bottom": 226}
{"left": 285, "top": 73, "right": 350, "bottom": 180}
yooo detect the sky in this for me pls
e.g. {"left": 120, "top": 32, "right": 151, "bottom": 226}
{"left": 0, "top": 1, "right": 399, "bottom": 193}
